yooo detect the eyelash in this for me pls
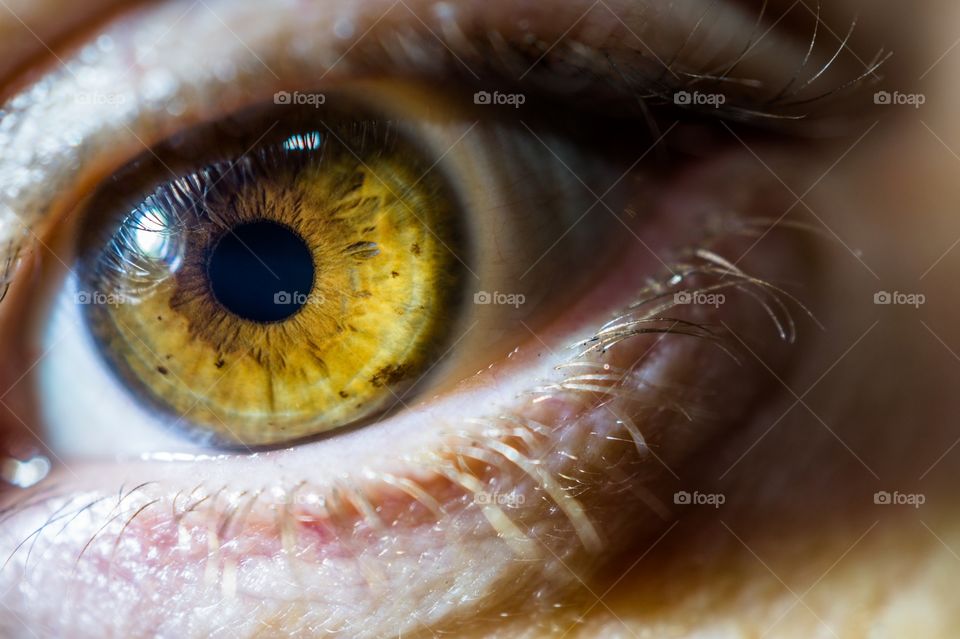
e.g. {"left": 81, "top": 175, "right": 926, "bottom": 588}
{"left": 94, "top": 133, "right": 349, "bottom": 297}
{"left": 414, "top": 11, "right": 889, "bottom": 131}
{"left": 0, "top": 1, "right": 883, "bottom": 296}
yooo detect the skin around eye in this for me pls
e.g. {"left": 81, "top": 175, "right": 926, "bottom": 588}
{"left": 0, "top": 0, "right": 820, "bottom": 635}
{"left": 8, "top": 0, "right": 951, "bottom": 638}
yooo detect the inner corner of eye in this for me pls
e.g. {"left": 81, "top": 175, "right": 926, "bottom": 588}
{"left": 42, "top": 101, "right": 474, "bottom": 450}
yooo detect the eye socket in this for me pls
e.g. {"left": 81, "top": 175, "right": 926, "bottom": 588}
{"left": 25, "top": 89, "right": 630, "bottom": 455}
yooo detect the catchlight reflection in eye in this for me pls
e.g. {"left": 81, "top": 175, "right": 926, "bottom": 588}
{"left": 75, "top": 112, "right": 465, "bottom": 449}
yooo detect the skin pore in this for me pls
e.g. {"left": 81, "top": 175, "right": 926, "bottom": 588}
{"left": 1, "top": 0, "right": 959, "bottom": 637}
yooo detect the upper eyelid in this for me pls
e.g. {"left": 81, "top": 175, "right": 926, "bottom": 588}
{"left": 0, "top": 0, "right": 874, "bottom": 272}
{"left": 0, "top": 0, "right": 875, "bottom": 109}
{"left": 0, "top": 0, "right": 127, "bottom": 89}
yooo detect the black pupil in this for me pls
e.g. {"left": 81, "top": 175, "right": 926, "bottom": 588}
{"left": 207, "top": 220, "right": 315, "bottom": 323}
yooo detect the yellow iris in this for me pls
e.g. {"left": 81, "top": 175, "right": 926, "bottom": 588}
{"left": 82, "top": 124, "right": 463, "bottom": 447}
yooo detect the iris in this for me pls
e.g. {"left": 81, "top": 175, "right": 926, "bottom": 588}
{"left": 76, "top": 110, "right": 464, "bottom": 447}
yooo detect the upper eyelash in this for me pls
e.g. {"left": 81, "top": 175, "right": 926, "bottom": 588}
{"left": 92, "top": 132, "right": 329, "bottom": 298}
{"left": 0, "top": 4, "right": 886, "bottom": 302}
{"left": 426, "top": 5, "right": 890, "bottom": 131}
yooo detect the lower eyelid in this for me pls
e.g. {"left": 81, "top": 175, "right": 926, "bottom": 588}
{"left": 0, "top": 145, "right": 813, "bottom": 635}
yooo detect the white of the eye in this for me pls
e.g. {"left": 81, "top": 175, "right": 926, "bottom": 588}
{"left": 37, "top": 274, "right": 202, "bottom": 458}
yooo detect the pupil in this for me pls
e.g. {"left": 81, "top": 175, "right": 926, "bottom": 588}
{"left": 207, "top": 220, "right": 315, "bottom": 323}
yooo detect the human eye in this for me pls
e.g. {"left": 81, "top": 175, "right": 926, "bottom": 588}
{"left": 0, "top": 1, "right": 882, "bottom": 637}
{"left": 34, "top": 96, "right": 626, "bottom": 452}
